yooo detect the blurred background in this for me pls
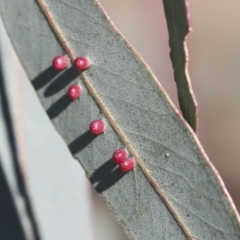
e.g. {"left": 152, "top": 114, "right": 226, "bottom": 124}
{"left": 1, "top": 0, "right": 240, "bottom": 239}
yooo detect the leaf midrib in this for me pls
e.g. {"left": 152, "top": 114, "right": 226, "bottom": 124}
{"left": 37, "top": 0, "right": 193, "bottom": 239}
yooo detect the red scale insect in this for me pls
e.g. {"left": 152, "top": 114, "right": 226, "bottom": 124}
{"left": 119, "top": 158, "right": 135, "bottom": 172}
{"left": 112, "top": 149, "right": 126, "bottom": 164}
{"left": 52, "top": 55, "right": 68, "bottom": 70}
{"left": 67, "top": 85, "right": 81, "bottom": 100}
{"left": 89, "top": 120, "right": 105, "bottom": 135}
{"left": 73, "top": 57, "right": 89, "bottom": 70}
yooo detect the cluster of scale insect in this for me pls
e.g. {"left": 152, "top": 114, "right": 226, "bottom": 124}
{"left": 51, "top": 55, "right": 135, "bottom": 172}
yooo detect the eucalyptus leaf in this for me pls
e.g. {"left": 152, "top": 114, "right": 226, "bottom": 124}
{"left": 162, "top": 0, "right": 198, "bottom": 131}
{"left": 1, "top": 0, "right": 240, "bottom": 239}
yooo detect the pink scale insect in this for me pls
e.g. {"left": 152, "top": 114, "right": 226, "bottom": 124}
{"left": 112, "top": 149, "right": 135, "bottom": 172}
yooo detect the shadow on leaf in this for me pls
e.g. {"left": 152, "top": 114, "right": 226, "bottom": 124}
{"left": 68, "top": 131, "right": 98, "bottom": 155}
{"left": 44, "top": 67, "right": 79, "bottom": 97}
{"left": 46, "top": 95, "right": 73, "bottom": 119}
{"left": 90, "top": 159, "right": 126, "bottom": 193}
{"left": 32, "top": 66, "right": 59, "bottom": 90}
{"left": 68, "top": 132, "right": 126, "bottom": 192}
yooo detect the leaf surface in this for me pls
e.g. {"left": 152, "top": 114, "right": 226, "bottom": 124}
{"left": 162, "top": 0, "right": 198, "bottom": 131}
{"left": 0, "top": 0, "right": 240, "bottom": 239}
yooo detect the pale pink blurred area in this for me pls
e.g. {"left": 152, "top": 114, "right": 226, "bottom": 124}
{"left": 99, "top": 0, "right": 240, "bottom": 210}
{"left": 189, "top": 1, "right": 240, "bottom": 210}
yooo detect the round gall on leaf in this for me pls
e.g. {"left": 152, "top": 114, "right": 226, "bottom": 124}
{"left": 67, "top": 85, "right": 81, "bottom": 100}
{"left": 89, "top": 120, "right": 105, "bottom": 135}
{"left": 119, "top": 158, "right": 135, "bottom": 172}
{"left": 112, "top": 149, "right": 127, "bottom": 164}
{"left": 52, "top": 55, "right": 68, "bottom": 70}
{"left": 73, "top": 56, "right": 89, "bottom": 70}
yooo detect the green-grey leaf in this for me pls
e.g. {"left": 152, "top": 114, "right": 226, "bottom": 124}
{"left": 162, "top": 0, "right": 198, "bottom": 131}
{"left": 1, "top": 0, "right": 240, "bottom": 239}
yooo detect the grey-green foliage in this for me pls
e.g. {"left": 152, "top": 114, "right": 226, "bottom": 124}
{"left": 162, "top": 0, "right": 197, "bottom": 131}
{"left": 0, "top": 0, "right": 240, "bottom": 239}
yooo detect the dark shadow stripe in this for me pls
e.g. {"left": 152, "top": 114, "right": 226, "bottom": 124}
{"left": 0, "top": 157, "right": 26, "bottom": 240}
{"left": 0, "top": 56, "right": 42, "bottom": 240}
{"left": 32, "top": 66, "right": 59, "bottom": 90}
{"left": 44, "top": 67, "right": 79, "bottom": 97}
{"left": 89, "top": 159, "right": 126, "bottom": 193}
{"left": 68, "top": 131, "right": 97, "bottom": 155}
